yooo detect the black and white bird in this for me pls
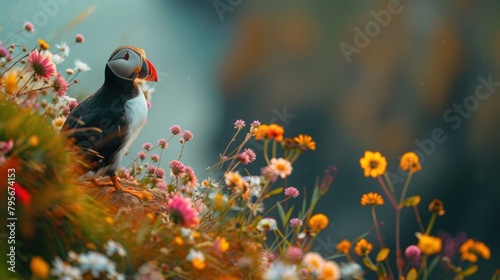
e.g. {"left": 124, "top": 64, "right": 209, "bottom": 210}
{"left": 63, "top": 46, "right": 157, "bottom": 201}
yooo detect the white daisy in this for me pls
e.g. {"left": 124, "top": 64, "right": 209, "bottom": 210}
{"left": 56, "top": 41, "right": 70, "bottom": 57}
{"left": 74, "top": 59, "right": 91, "bottom": 72}
{"left": 52, "top": 54, "right": 65, "bottom": 64}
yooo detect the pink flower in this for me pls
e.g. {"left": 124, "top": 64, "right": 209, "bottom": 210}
{"left": 170, "top": 160, "right": 185, "bottom": 176}
{"left": 182, "top": 166, "right": 199, "bottom": 188}
{"left": 142, "top": 142, "right": 152, "bottom": 150}
{"left": 236, "top": 152, "right": 250, "bottom": 165}
{"left": 269, "top": 158, "right": 293, "bottom": 179}
{"left": 284, "top": 187, "right": 299, "bottom": 198}
{"left": 147, "top": 165, "right": 155, "bottom": 175}
{"left": 0, "top": 139, "right": 14, "bottom": 154}
{"left": 286, "top": 246, "right": 303, "bottom": 261}
{"left": 166, "top": 194, "right": 199, "bottom": 228}
{"left": 169, "top": 125, "right": 181, "bottom": 135}
{"left": 244, "top": 148, "right": 256, "bottom": 162}
{"left": 251, "top": 120, "right": 261, "bottom": 128}
{"left": 137, "top": 151, "right": 146, "bottom": 161}
{"left": 158, "top": 139, "right": 168, "bottom": 149}
{"left": 182, "top": 130, "right": 193, "bottom": 142}
{"left": 151, "top": 154, "right": 160, "bottom": 162}
{"left": 155, "top": 167, "right": 166, "bottom": 179}
{"left": 234, "top": 119, "right": 245, "bottom": 129}
{"left": 290, "top": 218, "right": 303, "bottom": 229}
{"left": 52, "top": 73, "right": 68, "bottom": 96}
{"left": 69, "top": 99, "right": 78, "bottom": 109}
{"left": 405, "top": 245, "right": 421, "bottom": 259}
{"left": 28, "top": 50, "right": 57, "bottom": 79}
{"left": 75, "top": 34, "right": 84, "bottom": 43}
{"left": 24, "top": 22, "right": 34, "bottom": 33}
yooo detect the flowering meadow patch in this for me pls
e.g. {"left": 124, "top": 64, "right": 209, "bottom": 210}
{"left": 1, "top": 23, "right": 499, "bottom": 280}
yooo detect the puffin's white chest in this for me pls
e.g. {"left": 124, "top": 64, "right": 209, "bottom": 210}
{"left": 123, "top": 91, "right": 148, "bottom": 150}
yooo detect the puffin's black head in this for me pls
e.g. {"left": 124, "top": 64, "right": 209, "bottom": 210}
{"left": 105, "top": 46, "right": 158, "bottom": 83}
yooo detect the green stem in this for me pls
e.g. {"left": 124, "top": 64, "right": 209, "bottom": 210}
{"left": 425, "top": 213, "right": 436, "bottom": 235}
{"left": 399, "top": 171, "right": 414, "bottom": 203}
{"left": 377, "top": 176, "right": 398, "bottom": 210}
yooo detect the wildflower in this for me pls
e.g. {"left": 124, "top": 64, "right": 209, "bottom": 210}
{"left": 284, "top": 186, "right": 300, "bottom": 198}
{"left": 52, "top": 74, "right": 69, "bottom": 97}
{"left": 416, "top": 233, "right": 442, "bottom": 255}
{"left": 24, "top": 21, "right": 34, "bottom": 33}
{"left": 77, "top": 251, "right": 117, "bottom": 278}
{"left": 182, "top": 130, "right": 193, "bottom": 141}
{"left": 29, "top": 135, "right": 39, "bottom": 147}
{"left": 428, "top": 199, "right": 445, "bottom": 216}
{"left": 51, "top": 257, "right": 82, "bottom": 279}
{"left": 234, "top": 119, "right": 245, "bottom": 129}
{"left": 251, "top": 120, "right": 261, "bottom": 128}
{"left": 30, "top": 256, "right": 50, "bottom": 278}
{"left": 244, "top": 148, "right": 256, "bottom": 162}
{"left": 225, "top": 171, "right": 244, "bottom": 188}
{"left": 264, "top": 262, "right": 298, "bottom": 280}
{"left": 105, "top": 240, "right": 127, "bottom": 257}
{"left": 154, "top": 167, "right": 165, "bottom": 179}
{"left": 170, "top": 125, "right": 181, "bottom": 135}
{"left": 150, "top": 154, "right": 160, "bottom": 162}
{"left": 214, "top": 237, "right": 230, "bottom": 254}
{"left": 354, "top": 239, "right": 373, "bottom": 256}
{"left": 28, "top": 50, "right": 57, "bottom": 79}
{"left": 336, "top": 239, "right": 351, "bottom": 254}
{"left": 158, "top": 138, "right": 168, "bottom": 148}
{"left": 0, "top": 139, "right": 14, "bottom": 154}
{"left": 339, "top": 263, "right": 363, "bottom": 280}
{"left": 51, "top": 116, "right": 66, "bottom": 133}
{"left": 210, "top": 192, "right": 228, "bottom": 210}
{"left": 360, "top": 192, "right": 384, "bottom": 206}
{"left": 255, "top": 124, "right": 285, "bottom": 141}
{"left": 286, "top": 246, "right": 303, "bottom": 261}
{"left": 459, "top": 239, "right": 491, "bottom": 262}
{"left": 137, "top": 151, "right": 146, "bottom": 161}
{"left": 146, "top": 165, "right": 155, "bottom": 175}
{"left": 56, "top": 41, "right": 70, "bottom": 57}
{"left": 66, "top": 68, "right": 74, "bottom": 75}
{"left": 236, "top": 152, "right": 250, "bottom": 164}
{"left": 169, "top": 160, "right": 185, "bottom": 176}
{"left": 52, "top": 54, "right": 65, "bottom": 64}
{"left": 290, "top": 218, "right": 302, "bottom": 229}
{"left": 14, "top": 183, "right": 31, "bottom": 205}
{"left": 400, "top": 152, "right": 422, "bottom": 173}
{"left": 167, "top": 194, "right": 199, "bottom": 228}
{"left": 405, "top": 245, "right": 421, "bottom": 259}
{"left": 294, "top": 134, "right": 316, "bottom": 151}
{"left": 319, "top": 261, "right": 341, "bottom": 280}
{"left": 38, "top": 38, "right": 50, "bottom": 50}
{"left": 74, "top": 59, "right": 91, "bottom": 72}
{"left": 0, "top": 45, "right": 12, "bottom": 60}
{"left": 359, "top": 151, "right": 387, "bottom": 178}
{"left": 187, "top": 249, "right": 205, "bottom": 270}
{"left": 142, "top": 142, "right": 152, "bottom": 150}
{"left": 308, "top": 213, "right": 329, "bottom": 232}
{"left": 303, "top": 252, "right": 324, "bottom": 272}
{"left": 75, "top": 34, "right": 84, "bottom": 43}
{"left": 248, "top": 202, "right": 265, "bottom": 216}
{"left": 257, "top": 218, "right": 278, "bottom": 231}
{"left": 182, "top": 166, "right": 199, "bottom": 188}
{"left": 269, "top": 157, "right": 293, "bottom": 178}
{"left": 4, "top": 72, "right": 19, "bottom": 93}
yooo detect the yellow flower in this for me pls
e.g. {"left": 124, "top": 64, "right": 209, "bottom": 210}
{"left": 336, "top": 239, "right": 351, "bottom": 254}
{"left": 187, "top": 249, "right": 206, "bottom": 270}
{"left": 354, "top": 238, "right": 373, "bottom": 256}
{"left": 416, "top": 233, "right": 442, "bottom": 255}
{"left": 360, "top": 192, "right": 384, "bottom": 206}
{"left": 215, "top": 237, "right": 230, "bottom": 253}
{"left": 29, "top": 135, "right": 39, "bottom": 147}
{"left": 255, "top": 124, "right": 284, "bottom": 142}
{"left": 224, "top": 171, "right": 243, "bottom": 188}
{"left": 293, "top": 134, "right": 316, "bottom": 151}
{"left": 459, "top": 239, "right": 491, "bottom": 262}
{"left": 4, "top": 72, "right": 19, "bottom": 93}
{"left": 428, "top": 199, "right": 445, "bottom": 216}
{"left": 38, "top": 38, "right": 50, "bottom": 50}
{"left": 359, "top": 151, "right": 387, "bottom": 178}
{"left": 308, "top": 214, "right": 329, "bottom": 232}
{"left": 400, "top": 152, "right": 422, "bottom": 173}
{"left": 319, "top": 260, "right": 341, "bottom": 280}
{"left": 30, "top": 256, "right": 50, "bottom": 278}
{"left": 303, "top": 252, "right": 324, "bottom": 272}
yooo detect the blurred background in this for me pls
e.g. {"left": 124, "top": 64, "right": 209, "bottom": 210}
{"left": 2, "top": 0, "right": 499, "bottom": 278}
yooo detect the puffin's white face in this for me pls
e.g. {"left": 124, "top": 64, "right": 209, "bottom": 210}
{"left": 106, "top": 46, "right": 157, "bottom": 82}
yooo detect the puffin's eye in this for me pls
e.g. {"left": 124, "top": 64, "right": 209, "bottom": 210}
{"left": 123, "top": 52, "right": 130, "bottom": 61}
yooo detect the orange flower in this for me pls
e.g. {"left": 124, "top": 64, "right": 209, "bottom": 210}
{"left": 336, "top": 239, "right": 351, "bottom": 254}
{"left": 254, "top": 124, "right": 284, "bottom": 142}
{"left": 416, "top": 233, "right": 442, "bottom": 255}
{"left": 38, "top": 38, "right": 50, "bottom": 50}
{"left": 428, "top": 199, "right": 445, "bottom": 216}
{"left": 293, "top": 134, "right": 316, "bottom": 151}
{"left": 400, "top": 152, "right": 422, "bottom": 173}
{"left": 360, "top": 192, "right": 384, "bottom": 206}
{"left": 30, "top": 256, "right": 49, "bottom": 278}
{"left": 359, "top": 151, "right": 387, "bottom": 178}
{"left": 459, "top": 239, "right": 491, "bottom": 262}
{"left": 354, "top": 239, "right": 373, "bottom": 256}
{"left": 308, "top": 214, "right": 329, "bottom": 232}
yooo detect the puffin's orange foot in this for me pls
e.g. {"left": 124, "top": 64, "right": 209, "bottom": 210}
{"left": 109, "top": 175, "right": 152, "bottom": 202}
{"left": 91, "top": 178, "right": 113, "bottom": 187}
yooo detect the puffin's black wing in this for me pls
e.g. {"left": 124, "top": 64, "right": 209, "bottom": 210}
{"left": 63, "top": 88, "right": 129, "bottom": 173}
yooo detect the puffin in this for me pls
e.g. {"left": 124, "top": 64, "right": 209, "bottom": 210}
{"left": 63, "top": 46, "right": 157, "bottom": 201}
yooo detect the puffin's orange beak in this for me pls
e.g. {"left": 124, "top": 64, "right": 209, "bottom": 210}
{"left": 139, "top": 57, "right": 158, "bottom": 82}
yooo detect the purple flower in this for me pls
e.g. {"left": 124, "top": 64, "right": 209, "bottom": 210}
{"left": 284, "top": 187, "right": 299, "bottom": 198}
{"left": 234, "top": 119, "right": 245, "bottom": 129}
{"left": 289, "top": 218, "right": 302, "bottom": 229}
{"left": 244, "top": 148, "right": 256, "bottom": 162}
